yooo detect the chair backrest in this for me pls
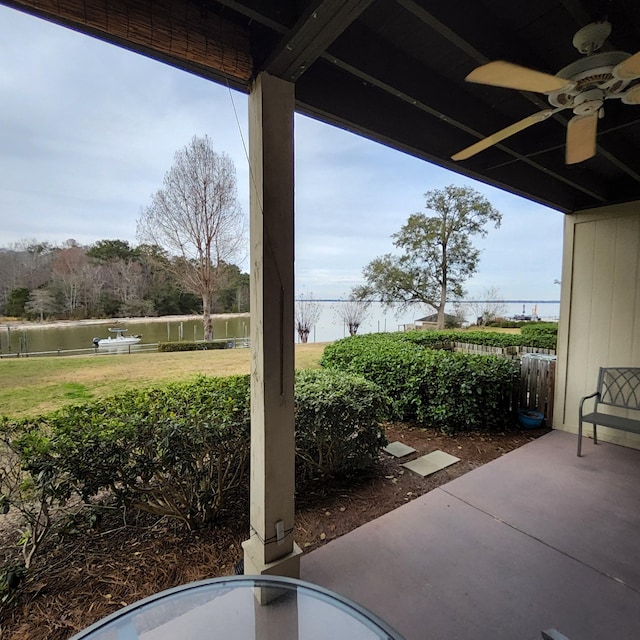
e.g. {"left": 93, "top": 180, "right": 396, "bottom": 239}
{"left": 597, "top": 368, "right": 640, "bottom": 410}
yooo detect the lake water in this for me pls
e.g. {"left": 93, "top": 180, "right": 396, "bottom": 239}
{"left": 0, "top": 301, "right": 560, "bottom": 355}
{"left": 0, "top": 315, "right": 250, "bottom": 356}
{"left": 310, "top": 301, "right": 560, "bottom": 343}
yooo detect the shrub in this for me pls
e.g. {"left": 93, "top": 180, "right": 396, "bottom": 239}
{"left": 520, "top": 322, "right": 558, "bottom": 343}
{"left": 322, "top": 333, "right": 520, "bottom": 433}
{"left": 323, "top": 328, "right": 556, "bottom": 352}
{"left": 418, "top": 351, "right": 518, "bottom": 434}
{"left": 158, "top": 340, "right": 229, "bottom": 352}
{"left": 5, "top": 370, "right": 390, "bottom": 532}
{"left": 46, "top": 375, "right": 252, "bottom": 529}
{"left": 0, "top": 416, "right": 71, "bottom": 571}
{"left": 294, "top": 369, "right": 388, "bottom": 482}
{"left": 320, "top": 334, "right": 426, "bottom": 419}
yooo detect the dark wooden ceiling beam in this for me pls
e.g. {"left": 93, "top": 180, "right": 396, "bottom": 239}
{"left": 295, "top": 61, "right": 603, "bottom": 212}
{"left": 492, "top": 118, "right": 640, "bottom": 188}
{"left": 2, "top": 0, "right": 253, "bottom": 83}
{"left": 264, "top": 0, "right": 373, "bottom": 81}
{"left": 213, "top": 0, "right": 288, "bottom": 35}
{"left": 395, "top": 0, "right": 553, "bottom": 115}
{"left": 322, "top": 22, "right": 608, "bottom": 204}
{"left": 391, "top": 0, "right": 638, "bottom": 200}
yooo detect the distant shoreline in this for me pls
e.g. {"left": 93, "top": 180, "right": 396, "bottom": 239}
{"left": 0, "top": 313, "right": 250, "bottom": 332}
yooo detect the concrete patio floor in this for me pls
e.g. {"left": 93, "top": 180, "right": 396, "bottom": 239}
{"left": 302, "top": 430, "right": 640, "bottom": 640}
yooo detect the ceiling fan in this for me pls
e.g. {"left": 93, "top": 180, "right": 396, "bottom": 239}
{"left": 451, "top": 21, "right": 640, "bottom": 164}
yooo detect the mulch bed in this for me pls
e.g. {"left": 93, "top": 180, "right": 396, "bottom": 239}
{"left": 0, "top": 422, "right": 549, "bottom": 639}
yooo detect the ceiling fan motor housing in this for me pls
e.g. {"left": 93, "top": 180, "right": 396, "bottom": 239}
{"left": 548, "top": 52, "right": 633, "bottom": 110}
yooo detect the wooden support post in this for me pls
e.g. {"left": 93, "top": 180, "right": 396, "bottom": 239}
{"left": 242, "top": 72, "right": 301, "bottom": 578}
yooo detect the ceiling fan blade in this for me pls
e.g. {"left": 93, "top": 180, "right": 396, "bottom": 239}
{"left": 622, "top": 84, "right": 640, "bottom": 105}
{"left": 452, "top": 110, "right": 555, "bottom": 161}
{"left": 466, "top": 61, "right": 571, "bottom": 93}
{"left": 613, "top": 51, "right": 640, "bottom": 80}
{"left": 565, "top": 114, "right": 598, "bottom": 165}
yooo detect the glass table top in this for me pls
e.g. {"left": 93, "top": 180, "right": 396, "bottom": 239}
{"left": 69, "top": 575, "right": 405, "bottom": 640}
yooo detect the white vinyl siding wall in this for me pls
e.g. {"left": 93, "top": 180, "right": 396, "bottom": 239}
{"left": 555, "top": 202, "right": 640, "bottom": 449}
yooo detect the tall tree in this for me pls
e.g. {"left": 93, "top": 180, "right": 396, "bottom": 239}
{"left": 6, "top": 287, "right": 30, "bottom": 317}
{"left": 52, "top": 246, "right": 91, "bottom": 317}
{"left": 359, "top": 185, "right": 501, "bottom": 329}
{"left": 86, "top": 239, "right": 137, "bottom": 263}
{"left": 137, "top": 135, "right": 245, "bottom": 340}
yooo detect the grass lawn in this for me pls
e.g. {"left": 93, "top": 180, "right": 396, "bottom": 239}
{"left": 0, "top": 342, "right": 327, "bottom": 417}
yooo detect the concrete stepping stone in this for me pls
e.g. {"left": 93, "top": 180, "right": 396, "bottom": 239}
{"left": 402, "top": 450, "right": 460, "bottom": 477}
{"left": 383, "top": 441, "right": 417, "bottom": 458}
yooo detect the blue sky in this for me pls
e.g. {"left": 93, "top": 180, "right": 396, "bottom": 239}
{"left": 0, "top": 5, "right": 564, "bottom": 303}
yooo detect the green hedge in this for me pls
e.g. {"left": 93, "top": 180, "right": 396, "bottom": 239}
{"left": 321, "top": 333, "right": 519, "bottom": 433}
{"left": 321, "top": 328, "right": 556, "bottom": 353}
{"left": 158, "top": 340, "right": 229, "bottom": 352}
{"left": 295, "top": 369, "right": 388, "bottom": 482}
{"left": 319, "top": 334, "right": 426, "bottom": 420}
{"left": 417, "top": 350, "right": 517, "bottom": 434}
{"left": 520, "top": 323, "right": 558, "bottom": 342}
{"left": 1, "top": 371, "right": 388, "bottom": 538}
{"left": 23, "top": 376, "right": 251, "bottom": 530}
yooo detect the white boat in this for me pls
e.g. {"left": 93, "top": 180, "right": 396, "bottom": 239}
{"left": 93, "top": 328, "right": 142, "bottom": 347}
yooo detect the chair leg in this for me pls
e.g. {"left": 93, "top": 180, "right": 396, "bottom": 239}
{"left": 593, "top": 423, "right": 598, "bottom": 445}
{"left": 577, "top": 421, "right": 583, "bottom": 456}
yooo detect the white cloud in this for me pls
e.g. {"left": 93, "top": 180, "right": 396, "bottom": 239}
{"left": 0, "top": 5, "right": 563, "bottom": 302}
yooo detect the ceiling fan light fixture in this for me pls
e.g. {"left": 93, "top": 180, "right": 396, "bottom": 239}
{"left": 572, "top": 88, "right": 604, "bottom": 115}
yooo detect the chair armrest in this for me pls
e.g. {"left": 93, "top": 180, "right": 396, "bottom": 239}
{"left": 579, "top": 391, "right": 599, "bottom": 419}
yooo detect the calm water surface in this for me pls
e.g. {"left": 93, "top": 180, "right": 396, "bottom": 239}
{"left": 0, "top": 301, "right": 560, "bottom": 355}
{"left": 0, "top": 316, "right": 250, "bottom": 355}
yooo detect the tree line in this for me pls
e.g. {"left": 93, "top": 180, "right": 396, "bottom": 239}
{"left": 2, "top": 136, "right": 248, "bottom": 329}
{"left": 0, "top": 238, "right": 249, "bottom": 321}
{"left": 2, "top": 129, "right": 503, "bottom": 336}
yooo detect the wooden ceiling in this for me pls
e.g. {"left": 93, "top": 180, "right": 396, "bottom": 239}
{"left": 4, "top": 0, "right": 640, "bottom": 212}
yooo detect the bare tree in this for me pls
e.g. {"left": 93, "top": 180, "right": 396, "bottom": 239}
{"left": 0, "top": 241, "right": 54, "bottom": 312}
{"left": 52, "top": 246, "right": 91, "bottom": 317}
{"left": 137, "top": 135, "right": 244, "bottom": 340}
{"left": 449, "top": 301, "right": 469, "bottom": 328}
{"left": 469, "top": 286, "right": 507, "bottom": 325}
{"left": 25, "top": 289, "right": 56, "bottom": 322}
{"left": 334, "top": 294, "right": 370, "bottom": 336}
{"left": 295, "top": 294, "right": 321, "bottom": 343}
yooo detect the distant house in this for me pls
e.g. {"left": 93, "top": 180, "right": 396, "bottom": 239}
{"left": 414, "top": 313, "right": 461, "bottom": 330}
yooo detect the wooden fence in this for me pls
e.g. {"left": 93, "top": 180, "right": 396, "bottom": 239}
{"left": 519, "top": 354, "right": 556, "bottom": 424}
{"left": 450, "top": 342, "right": 556, "bottom": 358}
